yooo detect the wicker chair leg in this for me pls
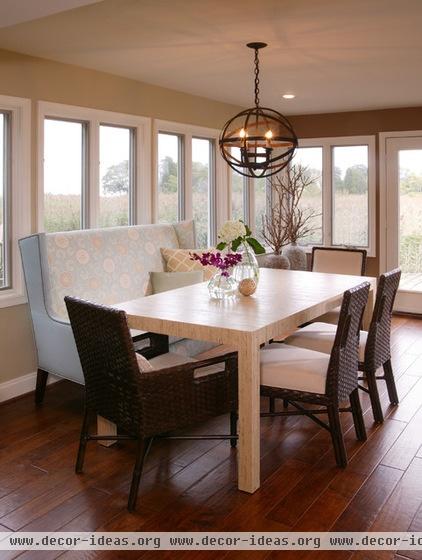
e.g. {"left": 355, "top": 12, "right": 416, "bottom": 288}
{"left": 230, "top": 411, "right": 238, "bottom": 448}
{"left": 365, "top": 370, "right": 384, "bottom": 423}
{"left": 128, "top": 438, "right": 153, "bottom": 512}
{"left": 383, "top": 359, "right": 399, "bottom": 405}
{"left": 35, "top": 369, "right": 49, "bottom": 405}
{"left": 75, "top": 409, "right": 90, "bottom": 474}
{"left": 350, "top": 388, "right": 367, "bottom": 441}
{"left": 327, "top": 405, "right": 348, "bottom": 468}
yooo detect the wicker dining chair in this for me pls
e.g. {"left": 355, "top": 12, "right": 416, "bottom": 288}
{"left": 65, "top": 296, "right": 238, "bottom": 512}
{"left": 261, "top": 282, "right": 370, "bottom": 468}
{"left": 310, "top": 247, "right": 367, "bottom": 325}
{"left": 285, "top": 269, "right": 401, "bottom": 423}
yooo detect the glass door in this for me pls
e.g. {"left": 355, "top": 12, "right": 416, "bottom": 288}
{"left": 386, "top": 136, "right": 422, "bottom": 312}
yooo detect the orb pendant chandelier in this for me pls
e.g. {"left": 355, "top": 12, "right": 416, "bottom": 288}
{"left": 219, "top": 42, "right": 298, "bottom": 179}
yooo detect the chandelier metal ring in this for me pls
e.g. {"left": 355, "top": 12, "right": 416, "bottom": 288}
{"left": 219, "top": 43, "right": 298, "bottom": 179}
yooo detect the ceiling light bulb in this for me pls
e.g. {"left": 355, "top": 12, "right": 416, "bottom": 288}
{"left": 239, "top": 128, "right": 246, "bottom": 138}
{"left": 282, "top": 93, "right": 295, "bottom": 99}
{"left": 265, "top": 130, "right": 273, "bottom": 139}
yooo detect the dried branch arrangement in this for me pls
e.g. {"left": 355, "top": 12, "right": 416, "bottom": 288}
{"left": 261, "top": 164, "right": 321, "bottom": 254}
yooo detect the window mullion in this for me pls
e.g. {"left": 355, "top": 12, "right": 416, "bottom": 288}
{"left": 178, "top": 135, "right": 185, "bottom": 221}
{"left": 247, "top": 177, "right": 255, "bottom": 232}
{"left": 87, "top": 119, "right": 99, "bottom": 229}
{"left": 243, "top": 176, "right": 249, "bottom": 224}
{"left": 184, "top": 134, "right": 193, "bottom": 221}
{"left": 323, "top": 143, "right": 332, "bottom": 246}
{"left": 1, "top": 113, "right": 11, "bottom": 289}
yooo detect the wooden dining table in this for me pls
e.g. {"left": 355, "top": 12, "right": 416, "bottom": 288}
{"left": 114, "top": 268, "right": 376, "bottom": 494}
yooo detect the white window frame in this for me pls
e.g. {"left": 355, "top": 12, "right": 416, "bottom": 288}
{"left": 37, "top": 102, "right": 152, "bottom": 232}
{"left": 0, "top": 95, "right": 31, "bottom": 309}
{"left": 153, "top": 119, "right": 228, "bottom": 245}
{"left": 379, "top": 130, "right": 422, "bottom": 274}
{"left": 297, "top": 135, "right": 376, "bottom": 257}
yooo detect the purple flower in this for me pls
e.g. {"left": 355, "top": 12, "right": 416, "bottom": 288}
{"left": 190, "top": 251, "right": 242, "bottom": 277}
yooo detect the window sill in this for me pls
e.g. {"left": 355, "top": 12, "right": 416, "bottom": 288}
{"left": 0, "top": 290, "right": 27, "bottom": 309}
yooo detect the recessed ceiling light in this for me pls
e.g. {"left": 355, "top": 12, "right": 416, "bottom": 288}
{"left": 282, "top": 93, "right": 295, "bottom": 99}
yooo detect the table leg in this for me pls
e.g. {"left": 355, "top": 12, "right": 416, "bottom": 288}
{"left": 363, "top": 282, "right": 376, "bottom": 330}
{"left": 237, "top": 334, "right": 261, "bottom": 493}
{"left": 97, "top": 415, "right": 117, "bottom": 447}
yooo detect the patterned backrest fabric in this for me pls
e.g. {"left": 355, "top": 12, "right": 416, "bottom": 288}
{"left": 173, "top": 220, "right": 196, "bottom": 249}
{"left": 44, "top": 222, "right": 194, "bottom": 320}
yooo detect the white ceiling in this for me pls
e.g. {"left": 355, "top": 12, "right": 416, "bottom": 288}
{"left": 0, "top": 0, "right": 421, "bottom": 115}
{"left": 0, "top": 0, "right": 102, "bottom": 29}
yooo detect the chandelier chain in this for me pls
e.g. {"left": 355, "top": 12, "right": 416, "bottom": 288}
{"left": 254, "top": 48, "right": 260, "bottom": 107}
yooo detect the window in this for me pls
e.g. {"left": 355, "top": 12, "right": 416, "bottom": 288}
{"left": 298, "top": 136, "right": 375, "bottom": 255}
{"left": 231, "top": 148, "right": 247, "bottom": 222}
{"left": 0, "top": 95, "right": 30, "bottom": 307}
{"left": 0, "top": 113, "right": 9, "bottom": 289}
{"left": 154, "top": 121, "right": 221, "bottom": 247}
{"left": 157, "top": 133, "right": 182, "bottom": 223}
{"left": 44, "top": 119, "right": 86, "bottom": 232}
{"left": 332, "top": 145, "right": 368, "bottom": 246}
{"left": 254, "top": 177, "right": 267, "bottom": 242}
{"left": 231, "top": 171, "right": 246, "bottom": 222}
{"left": 192, "top": 137, "right": 213, "bottom": 248}
{"left": 39, "top": 102, "right": 151, "bottom": 232}
{"left": 292, "top": 147, "right": 323, "bottom": 244}
{"left": 99, "top": 125, "right": 133, "bottom": 227}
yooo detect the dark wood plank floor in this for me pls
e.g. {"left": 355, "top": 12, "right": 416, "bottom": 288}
{"left": 1, "top": 317, "right": 422, "bottom": 559}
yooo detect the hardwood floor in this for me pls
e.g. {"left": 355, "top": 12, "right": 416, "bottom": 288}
{"left": 1, "top": 317, "right": 422, "bottom": 559}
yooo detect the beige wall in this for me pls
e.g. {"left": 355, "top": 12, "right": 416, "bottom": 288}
{"left": 0, "top": 48, "right": 243, "bottom": 385}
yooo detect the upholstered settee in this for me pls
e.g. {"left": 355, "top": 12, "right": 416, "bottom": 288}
{"left": 19, "top": 221, "right": 217, "bottom": 399}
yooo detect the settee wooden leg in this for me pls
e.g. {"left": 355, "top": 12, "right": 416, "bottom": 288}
{"left": 35, "top": 369, "right": 49, "bottom": 405}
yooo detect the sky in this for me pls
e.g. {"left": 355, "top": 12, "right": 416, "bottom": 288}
{"left": 44, "top": 120, "right": 131, "bottom": 195}
{"left": 158, "top": 132, "right": 211, "bottom": 165}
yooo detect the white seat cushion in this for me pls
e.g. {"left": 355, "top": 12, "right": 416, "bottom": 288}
{"left": 148, "top": 352, "right": 225, "bottom": 379}
{"left": 149, "top": 352, "right": 197, "bottom": 369}
{"left": 285, "top": 322, "right": 367, "bottom": 362}
{"left": 260, "top": 344, "right": 329, "bottom": 394}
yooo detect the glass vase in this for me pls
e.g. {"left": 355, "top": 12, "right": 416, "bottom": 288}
{"left": 208, "top": 272, "right": 238, "bottom": 300}
{"left": 232, "top": 242, "right": 260, "bottom": 285}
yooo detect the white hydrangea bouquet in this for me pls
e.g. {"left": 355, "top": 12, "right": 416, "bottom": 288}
{"left": 216, "top": 220, "right": 265, "bottom": 255}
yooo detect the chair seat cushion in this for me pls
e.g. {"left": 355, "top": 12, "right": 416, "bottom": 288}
{"left": 149, "top": 352, "right": 197, "bottom": 369}
{"left": 147, "top": 352, "right": 225, "bottom": 379}
{"left": 260, "top": 343, "right": 329, "bottom": 394}
{"left": 285, "top": 322, "right": 367, "bottom": 362}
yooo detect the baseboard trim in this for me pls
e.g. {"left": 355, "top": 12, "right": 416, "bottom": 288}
{"left": 0, "top": 371, "right": 59, "bottom": 403}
